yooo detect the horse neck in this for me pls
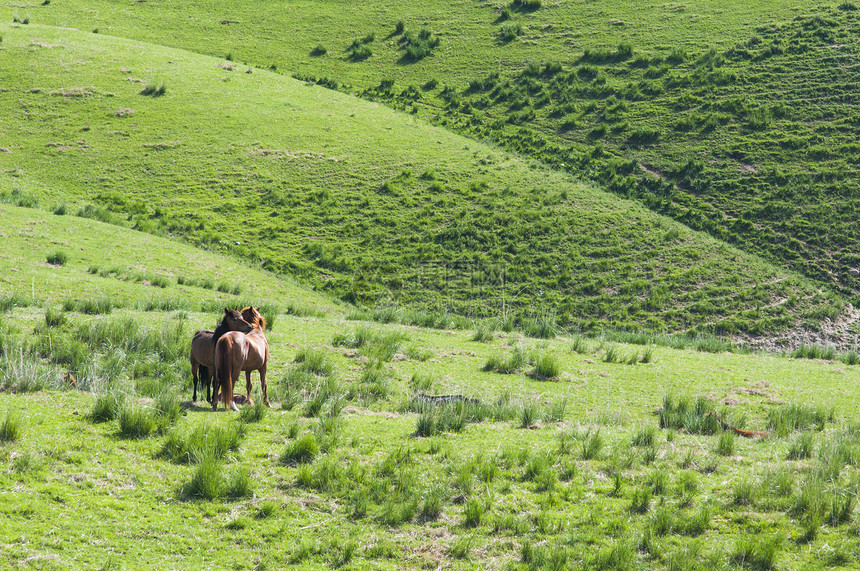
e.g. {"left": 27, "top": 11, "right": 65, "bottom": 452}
{"left": 212, "top": 321, "right": 230, "bottom": 344}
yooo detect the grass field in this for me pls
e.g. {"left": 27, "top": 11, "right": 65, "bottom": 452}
{"left": 2, "top": 2, "right": 860, "bottom": 568}
{"left": 0, "top": 24, "right": 849, "bottom": 336}
{"left": 3, "top": 278, "right": 860, "bottom": 569}
{"left": 13, "top": 0, "right": 859, "bottom": 306}
{"left": 1, "top": 203, "right": 860, "bottom": 568}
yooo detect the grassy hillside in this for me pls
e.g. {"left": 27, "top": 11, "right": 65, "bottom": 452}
{"left": 0, "top": 24, "right": 848, "bottom": 337}
{"left": 0, "top": 204, "right": 336, "bottom": 315}
{"left": 3, "top": 2, "right": 860, "bottom": 569}
{"left": 21, "top": 0, "right": 860, "bottom": 303}
{"left": 20, "top": 0, "right": 813, "bottom": 89}
{"left": 411, "top": 5, "right": 860, "bottom": 301}
{"left": 1, "top": 219, "right": 860, "bottom": 568}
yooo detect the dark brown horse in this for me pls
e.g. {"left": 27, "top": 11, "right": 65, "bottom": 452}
{"left": 212, "top": 306, "right": 271, "bottom": 411}
{"left": 190, "top": 308, "right": 253, "bottom": 403}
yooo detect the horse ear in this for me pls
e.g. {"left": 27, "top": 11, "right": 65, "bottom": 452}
{"left": 224, "top": 308, "right": 230, "bottom": 315}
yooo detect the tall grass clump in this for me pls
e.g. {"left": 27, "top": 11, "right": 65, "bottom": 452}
{"left": 732, "top": 479, "right": 760, "bottom": 506}
{"left": 581, "top": 430, "right": 604, "bottom": 460}
{"left": 294, "top": 347, "right": 334, "bottom": 376}
{"left": 523, "top": 314, "right": 557, "bottom": 339}
{"left": 471, "top": 324, "right": 494, "bottom": 342}
{"left": 570, "top": 335, "right": 590, "bottom": 354}
{"left": 658, "top": 393, "right": 721, "bottom": 435}
{"left": 511, "top": 0, "right": 541, "bottom": 10}
{"left": 117, "top": 403, "right": 159, "bottom": 438}
{"left": 767, "top": 403, "right": 834, "bottom": 437}
{"left": 90, "top": 391, "right": 125, "bottom": 423}
{"left": 0, "top": 348, "right": 55, "bottom": 393}
{"left": 140, "top": 79, "right": 166, "bottom": 96}
{"left": 182, "top": 455, "right": 223, "bottom": 500}
{"left": 731, "top": 535, "right": 781, "bottom": 570}
{"left": 46, "top": 250, "right": 68, "bottom": 265}
{"left": 590, "top": 540, "right": 636, "bottom": 571}
{"left": 787, "top": 432, "right": 815, "bottom": 460}
{"left": 520, "top": 402, "right": 542, "bottom": 428}
{"left": 44, "top": 307, "right": 67, "bottom": 328}
{"left": 632, "top": 426, "right": 657, "bottom": 447}
{"left": 160, "top": 422, "right": 246, "bottom": 464}
{"left": 332, "top": 325, "right": 373, "bottom": 348}
{"left": 400, "top": 28, "right": 440, "bottom": 62}
{"left": 239, "top": 399, "right": 267, "bottom": 423}
{"left": 498, "top": 23, "right": 523, "bottom": 42}
{"left": 62, "top": 297, "right": 117, "bottom": 315}
{"left": 603, "top": 345, "right": 620, "bottom": 363}
{"left": 791, "top": 344, "right": 837, "bottom": 361}
{"left": 715, "top": 431, "right": 735, "bottom": 456}
{"left": 0, "top": 410, "right": 23, "bottom": 442}
{"left": 463, "top": 498, "right": 485, "bottom": 527}
{"left": 410, "top": 400, "right": 487, "bottom": 436}
{"left": 531, "top": 352, "right": 560, "bottom": 380}
{"left": 225, "top": 465, "right": 254, "bottom": 498}
{"left": 0, "top": 293, "right": 33, "bottom": 312}
{"left": 0, "top": 188, "right": 38, "bottom": 208}
{"left": 483, "top": 345, "right": 524, "bottom": 373}
{"left": 153, "top": 391, "right": 183, "bottom": 426}
{"left": 280, "top": 434, "right": 319, "bottom": 465}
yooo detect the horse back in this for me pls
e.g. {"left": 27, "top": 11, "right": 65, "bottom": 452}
{"left": 190, "top": 329, "right": 215, "bottom": 366}
{"left": 242, "top": 329, "right": 269, "bottom": 370}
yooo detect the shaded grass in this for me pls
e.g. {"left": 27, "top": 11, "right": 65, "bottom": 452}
{"left": 160, "top": 422, "right": 246, "bottom": 464}
{"left": 0, "top": 409, "right": 23, "bottom": 442}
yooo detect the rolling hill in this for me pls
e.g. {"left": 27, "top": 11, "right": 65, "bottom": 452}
{"left": 0, "top": 22, "right": 850, "bottom": 339}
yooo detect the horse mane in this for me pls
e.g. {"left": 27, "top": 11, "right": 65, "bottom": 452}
{"left": 241, "top": 306, "right": 266, "bottom": 331}
{"left": 213, "top": 309, "right": 240, "bottom": 343}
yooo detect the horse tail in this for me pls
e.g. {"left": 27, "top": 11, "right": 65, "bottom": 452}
{"left": 198, "top": 365, "right": 210, "bottom": 403}
{"left": 214, "top": 337, "right": 233, "bottom": 411}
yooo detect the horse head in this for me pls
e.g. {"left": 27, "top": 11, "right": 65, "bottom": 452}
{"left": 222, "top": 308, "right": 253, "bottom": 334}
{"left": 240, "top": 306, "right": 266, "bottom": 331}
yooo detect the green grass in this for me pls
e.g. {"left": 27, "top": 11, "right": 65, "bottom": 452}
{"left": 0, "top": 23, "right": 845, "bottom": 336}
{"left": 2, "top": 2, "right": 860, "bottom": 568}
{"left": 0, "top": 409, "right": 23, "bottom": 441}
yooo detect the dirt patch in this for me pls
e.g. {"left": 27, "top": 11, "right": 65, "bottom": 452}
{"left": 724, "top": 380, "right": 782, "bottom": 404}
{"left": 736, "top": 303, "right": 860, "bottom": 353}
{"left": 342, "top": 407, "right": 402, "bottom": 419}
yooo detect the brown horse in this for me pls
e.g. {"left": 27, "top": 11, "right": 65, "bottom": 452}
{"left": 212, "top": 306, "right": 271, "bottom": 411}
{"left": 190, "top": 308, "right": 253, "bottom": 403}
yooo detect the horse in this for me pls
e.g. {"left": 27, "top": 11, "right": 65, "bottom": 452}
{"left": 190, "top": 308, "right": 253, "bottom": 403}
{"left": 212, "top": 306, "right": 271, "bottom": 411}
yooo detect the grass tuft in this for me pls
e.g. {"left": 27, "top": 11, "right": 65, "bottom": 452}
{"left": 280, "top": 433, "right": 319, "bottom": 465}
{"left": 46, "top": 250, "right": 68, "bottom": 265}
{"left": 0, "top": 410, "right": 23, "bottom": 442}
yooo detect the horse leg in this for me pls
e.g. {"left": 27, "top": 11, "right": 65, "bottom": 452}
{"left": 211, "top": 369, "right": 220, "bottom": 411}
{"left": 244, "top": 371, "right": 254, "bottom": 405}
{"left": 199, "top": 365, "right": 211, "bottom": 404}
{"left": 260, "top": 364, "right": 271, "bottom": 407}
{"left": 191, "top": 361, "right": 199, "bottom": 402}
{"left": 228, "top": 363, "right": 239, "bottom": 412}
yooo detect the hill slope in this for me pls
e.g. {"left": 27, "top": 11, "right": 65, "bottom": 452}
{"left": 0, "top": 24, "right": 846, "bottom": 336}
{"left": 0, "top": 222, "right": 859, "bottom": 568}
{"left": 0, "top": 204, "right": 336, "bottom": 313}
{"left": 22, "top": 0, "right": 859, "bottom": 311}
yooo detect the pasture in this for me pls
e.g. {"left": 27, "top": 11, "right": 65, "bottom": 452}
{"left": 0, "top": 21, "right": 850, "bottom": 335}
{"left": 1, "top": 205, "right": 860, "bottom": 569}
{"left": 1, "top": 1, "right": 860, "bottom": 568}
